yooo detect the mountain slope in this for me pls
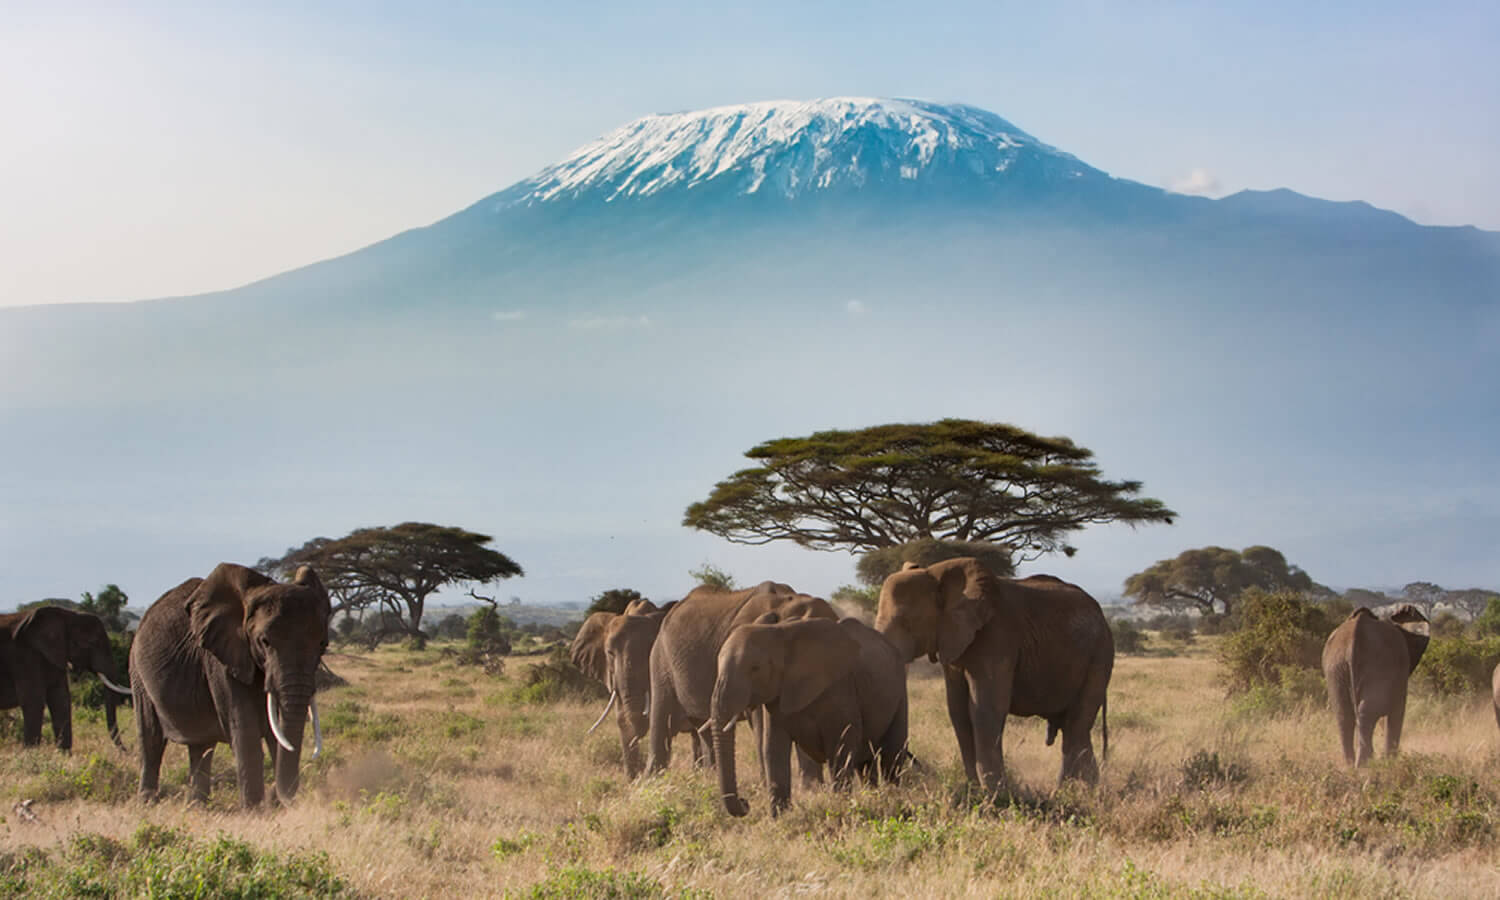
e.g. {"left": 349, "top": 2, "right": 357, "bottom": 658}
{"left": 1, "top": 97, "right": 1496, "bottom": 610}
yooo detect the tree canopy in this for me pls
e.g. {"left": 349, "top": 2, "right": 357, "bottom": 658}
{"left": 259, "top": 522, "right": 522, "bottom": 640}
{"left": 683, "top": 420, "right": 1175, "bottom": 570}
{"left": 586, "top": 588, "right": 648, "bottom": 616}
{"left": 1123, "top": 545, "right": 1321, "bottom": 617}
{"left": 855, "top": 538, "right": 1016, "bottom": 586}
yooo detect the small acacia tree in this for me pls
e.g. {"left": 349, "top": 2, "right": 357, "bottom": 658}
{"left": 1124, "top": 545, "right": 1321, "bottom": 618}
{"left": 684, "top": 419, "right": 1174, "bottom": 572}
{"left": 261, "top": 522, "right": 523, "bottom": 641}
{"left": 586, "top": 588, "right": 648, "bottom": 616}
{"left": 79, "top": 585, "right": 133, "bottom": 633}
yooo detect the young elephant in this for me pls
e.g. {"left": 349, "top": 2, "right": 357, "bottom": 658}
{"left": 711, "top": 615, "right": 909, "bottom": 817}
{"left": 1321, "top": 605, "right": 1429, "bottom": 766}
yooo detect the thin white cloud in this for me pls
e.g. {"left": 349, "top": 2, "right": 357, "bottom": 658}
{"left": 846, "top": 300, "right": 869, "bottom": 315}
{"left": 491, "top": 309, "right": 527, "bottom": 322}
{"left": 1167, "top": 168, "right": 1223, "bottom": 197}
{"left": 568, "top": 314, "right": 652, "bottom": 330}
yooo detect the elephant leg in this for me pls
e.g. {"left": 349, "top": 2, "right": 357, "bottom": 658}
{"left": 136, "top": 697, "right": 167, "bottom": 802}
{"left": 1328, "top": 675, "right": 1356, "bottom": 765}
{"left": 943, "top": 665, "right": 978, "bottom": 783}
{"left": 19, "top": 691, "right": 46, "bottom": 747}
{"left": 1059, "top": 715, "right": 1099, "bottom": 786}
{"left": 876, "top": 696, "right": 910, "bottom": 785}
{"left": 763, "top": 716, "right": 794, "bottom": 817}
{"left": 796, "top": 746, "right": 824, "bottom": 789}
{"left": 45, "top": 681, "right": 72, "bottom": 753}
{"left": 1059, "top": 665, "right": 1108, "bottom": 785}
{"left": 187, "top": 743, "right": 215, "bottom": 805}
{"left": 967, "top": 667, "right": 1012, "bottom": 796}
{"left": 645, "top": 672, "right": 676, "bottom": 775}
{"left": 1385, "top": 690, "right": 1408, "bottom": 758}
{"left": 1354, "top": 703, "right": 1379, "bottom": 767}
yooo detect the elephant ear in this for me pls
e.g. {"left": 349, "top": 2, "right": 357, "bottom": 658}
{"left": 570, "top": 613, "right": 614, "bottom": 685}
{"left": 187, "top": 563, "right": 270, "bottom": 684}
{"left": 1388, "top": 605, "right": 1431, "bottom": 673}
{"left": 12, "top": 607, "right": 69, "bottom": 670}
{"left": 779, "top": 619, "right": 861, "bottom": 715}
{"left": 935, "top": 559, "right": 996, "bottom": 665}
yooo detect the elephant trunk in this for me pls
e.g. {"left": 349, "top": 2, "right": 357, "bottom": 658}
{"left": 711, "top": 676, "right": 751, "bottom": 817}
{"left": 618, "top": 655, "right": 651, "bottom": 779}
{"left": 104, "top": 689, "right": 123, "bottom": 750}
{"left": 92, "top": 652, "right": 128, "bottom": 750}
{"left": 270, "top": 681, "right": 314, "bottom": 804}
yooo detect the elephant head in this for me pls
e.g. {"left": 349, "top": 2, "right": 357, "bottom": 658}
{"left": 186, "top": 563, "right": 330, "bottom": 803}
{"left": 710, "top": 617, "right": 861, "bottom": 816}
{"left": 9, "top": 607, "right": 131, "bottom": 748}
{"left": 570, "top": 612, "right": 616, "bottom": 686}
{"left": 875, "top": 557, "right": 997, "bottom": 665}
{"left": 1386, "top": 604, "right": 1430, "bottom": 674}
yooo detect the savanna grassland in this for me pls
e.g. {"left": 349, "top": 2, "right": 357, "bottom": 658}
{"left": 4, "top": 635, "right": 1500, "bottom": 899}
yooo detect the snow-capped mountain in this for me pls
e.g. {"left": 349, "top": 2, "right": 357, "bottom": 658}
{"left": 497, "top": 98, "right": 1107, "bottom": 208}
{"left": 1, "top": 98, "right": 1496, "bottom": 611}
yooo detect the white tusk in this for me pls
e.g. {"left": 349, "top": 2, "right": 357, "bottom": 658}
{"left": 722, "top": 718, "right": 736, "bottom": 734}
{"left": 697, "top": 720, "right": 714, "bottom": 737}
{"left": 309, "top": 695, "right": 322, "bottom": 760}
{"left": 99, "top": 674, "right": 133, "bottom": 696}
{"left": 587, "top": 691, "right": 618, "bottom": 735}
{"left": 267, "top": 693, "right": 296, "bottom": 753}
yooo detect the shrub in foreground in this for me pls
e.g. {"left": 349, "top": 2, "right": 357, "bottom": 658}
{"left": 0, "top": 824, "right": 353, "bottom": 898}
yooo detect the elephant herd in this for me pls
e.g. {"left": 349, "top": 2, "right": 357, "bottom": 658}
{"left": 570, "top": 558, "right": 1116, "bottom": 816}
{"left": 0, "top": 555, "right": 1476, "bottom": 815}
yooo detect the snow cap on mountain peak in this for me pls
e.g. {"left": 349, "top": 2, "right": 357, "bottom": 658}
{"left": 504, "top": 97, "right": 1095, "bottom": 207}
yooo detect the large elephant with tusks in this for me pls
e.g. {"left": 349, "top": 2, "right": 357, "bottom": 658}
{"left": 131, "top": 563, "right": 330, "bottom": 807}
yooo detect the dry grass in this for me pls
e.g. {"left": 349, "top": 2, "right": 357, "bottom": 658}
{"left": 4, "top": 638, "right": 1500, "bottom": 898}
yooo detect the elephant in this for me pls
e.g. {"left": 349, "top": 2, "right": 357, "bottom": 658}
{"left": 1321, "top": 605, "right": 1429, "bottom": 766}
{"left": 130, "top": 563, "right": 331, "bottom": 807}
{"left": 646, "top": 581, "right": 837, "bottom": 775}
{"left": 711, "top": 614, "right": 909, "bottom": 817}
{"left": 569, "top": 598, "right": 691, "bottom": 778}
{"left": 875, "top": 558, "right": 1112, "bottom": 793}
{"left": 0, "top": 607, "right": 132, "bottom": 751}
{"left": 1493, "top": 662, "right": 1500, "bottom": 734}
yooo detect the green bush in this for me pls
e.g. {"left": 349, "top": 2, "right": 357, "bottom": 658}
{"left": 1111, "top": 619, "right": 1149, "bottom": 655}
{"left": 510, "top": 649, "right": 608, "bottom": 705}
{"left": 1217, "top": 589, "right": 1332, "bottom": 694}
{"left": 831, "top": 584, "right": 880, "bottom": 616}
{"left": 1472, "top": 597, "right": 1500, "bottom": 638}
{"left": 1416, "top": 636, "right": 1500, "bottom": 696}
{"left": 514, "top": 865, "right": 664, "bottom": 899}
{"left": 0, "top": 824, "right": 353, "bottom": 898}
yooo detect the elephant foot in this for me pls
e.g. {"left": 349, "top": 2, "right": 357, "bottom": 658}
{"left": 722, "top": 795, "right": 750, "bottom": 817}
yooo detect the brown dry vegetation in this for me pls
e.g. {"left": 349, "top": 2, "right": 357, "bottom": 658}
{"left": 4, "top": 636, "right": 1500, "bottom": 898}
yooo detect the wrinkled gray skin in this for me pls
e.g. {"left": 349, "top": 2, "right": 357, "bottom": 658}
{"left": 569, "top": 599, "right": 696, "bottom": 778}
{"left": 131, "top": 563, "right": 330, "bottom": 808}
{"left": 877, "top": 559, "right": 1113, "bottom": 793}
{"left": 712, "top": 615, "right": 910, "bottom": 817}
{"left": 646, "top": 581, "right": 837, "bottom": 775}
{"left": 0, "top": 607, "right": 128, "bottom": 751}
{"left": 1321, "top": 605, "right": 1429, "bottom": 766}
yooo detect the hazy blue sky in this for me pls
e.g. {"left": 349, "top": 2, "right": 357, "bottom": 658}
{"left": 2, "top": 1, "right": 1496, "bottom": 308}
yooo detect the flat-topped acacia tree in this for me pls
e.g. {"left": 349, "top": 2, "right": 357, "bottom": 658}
{"left": 683, "top": 419, "right": 1175, "bottom": 573}
{"left": 260, "top": 522, "right": 523, "bottom": 640}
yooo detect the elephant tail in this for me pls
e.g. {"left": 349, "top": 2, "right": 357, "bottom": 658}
{"left": 1100, "top": 694, "right": 1108, "bottom": 763}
